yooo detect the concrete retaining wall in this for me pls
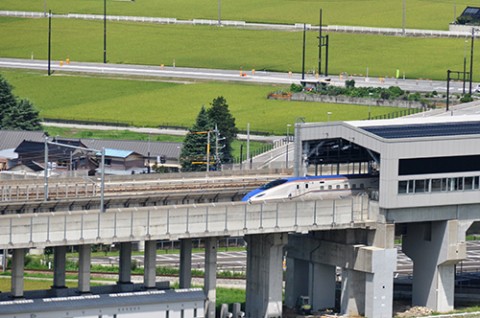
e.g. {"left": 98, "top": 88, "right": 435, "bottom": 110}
{"left": 270, "top": 93, "right": 428, "bottom": 108}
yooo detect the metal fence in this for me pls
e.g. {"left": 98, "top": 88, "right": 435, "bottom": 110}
{"left": 1, "top": 10, "right": 478, "bottom": 39}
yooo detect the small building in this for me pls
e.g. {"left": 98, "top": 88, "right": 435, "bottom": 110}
{"left": 98, "top": 148, "right": 147, "bottom": 175}
{"left": 457, "top": 6, "right": 480, "bottom": 25}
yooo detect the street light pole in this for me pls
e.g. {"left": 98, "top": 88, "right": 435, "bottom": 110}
{"left": 218, "top": 0, "right": 221, "bottom": 25}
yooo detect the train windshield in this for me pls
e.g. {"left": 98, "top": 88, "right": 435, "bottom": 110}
{"left": 260, "top": 179, "right": 288, "bottom": 190}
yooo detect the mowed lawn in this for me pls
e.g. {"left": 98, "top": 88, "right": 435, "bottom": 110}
{"left": 0, "top": 18, "right": 471, "bottom": 80}
{"left": 1, "top": 69, "right": 401, "bottom": 135}
{"left": 0, "top": 0, "right": 468, "bottom": 29}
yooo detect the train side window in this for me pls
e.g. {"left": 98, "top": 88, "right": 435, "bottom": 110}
{"left": 352, "top": 184, "right": 357, "bottom": 190}
{"left": 344, "top": 184, "right": 349, "bottom": 189}
{"left": 320, "top": 186, "right": 324, "bottom": 190}
{"left": 305, "top": 184, "right": 309, "bottom": 189}
{"left": 336, "top": 185, "right": 341, "bottom": 189}
{"left": 360, "top": 183, "right": 365, "bottom": 189}
{"left": 297, "top": 185, "right": 299, "bottom": 190}
{"left": 328, "top": 185, "right": 332, "bottom": 190}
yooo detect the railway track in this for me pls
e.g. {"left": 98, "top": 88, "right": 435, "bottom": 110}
{"left": 0, "top": 172, "right": 287, "bottom": 214}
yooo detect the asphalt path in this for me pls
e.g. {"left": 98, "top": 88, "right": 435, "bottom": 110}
{"left": 0, "top": 57, "right": 472, "bottom": 93}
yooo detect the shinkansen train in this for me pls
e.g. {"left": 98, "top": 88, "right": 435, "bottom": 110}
{"left": 241, "top": 174, "right": 378, "bottom": 202}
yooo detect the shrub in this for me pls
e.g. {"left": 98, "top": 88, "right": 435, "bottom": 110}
{"left": 460, "top": 94, "right": 473, "bottom": 103}
{"left": 345, "top": 79, "right": 355, "bottom": 89}
{"left": 290, "top": 83, "right": 303, "bottom": 93}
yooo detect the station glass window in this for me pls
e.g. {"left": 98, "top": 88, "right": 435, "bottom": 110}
{"left": 431, "top": 179, "right": 442, "bottom": 192}
{"left": 464, "top": 177, "right": 474, "bottom": 190}
{"left": 414, "top": 179, "right": 427, "bottom": 193}
{"left": 398, "top": 181, "right": 408, "bottom": 193}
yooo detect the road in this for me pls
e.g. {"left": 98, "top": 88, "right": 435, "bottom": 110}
{"left": 90, "top": 241, "right": 480, "bottom": 278}
{"left": 0, "top": 57, "right": 471, "bottom": 94}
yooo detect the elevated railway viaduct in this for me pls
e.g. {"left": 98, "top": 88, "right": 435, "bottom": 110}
{"left": 1, "top": 115, "right": 480, "bottom": 318}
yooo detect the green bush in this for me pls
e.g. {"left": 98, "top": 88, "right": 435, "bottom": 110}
{"left": 290, "top": 83, "right": 303, "bottom": 93}
{"left": 345, "top": 79, "right": 356, "bottom": 89}
{"left": 460, "top": 94, "right": 474, "bottom": 103}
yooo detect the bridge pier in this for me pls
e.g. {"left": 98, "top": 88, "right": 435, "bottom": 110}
{"left": 117, "top": 242, "right": 134, "bottom": 292}
{"left": 179, "top": 238, "right": 192, "bottom": 289}
{"left": 245, "top": 233, "right": 288, "bottom": 318}
{"left": 402, "top": 220, "right": 471, "bottom": 312}
{"left": 285, "top": 225, "right": 396, "bottom": 317}
{"left": 144, "top": 240, "right": 157, "bottom": 289}
{"left": 52, "top": 246, "right": 68, "bottom": 296}
{"left": 204, "top": 237, "right": 217, "bottom": 318}
{"left": 78, "top": 244, "right": 91, "bottom": 293}
{"left": 11, "top": 248, "right": 26, "bottom": 298}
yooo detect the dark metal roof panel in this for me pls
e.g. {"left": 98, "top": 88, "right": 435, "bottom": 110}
{"left": 0, "top": 289, "right": 205, "bottom": 315}
{"left": 360, "top": 121, "right": 480, "bottom": 139}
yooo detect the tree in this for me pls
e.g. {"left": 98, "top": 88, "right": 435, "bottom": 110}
{"left": 206, "top": 96, "right": 238, "bottom": 165}
{"left": 180, "top": 106, "right": 213, "bottom": 172}
{"left": 0, "top": 75, "right": 17, "bottom": 126}
{"left": 0, "top": 75, "right": 42, "bottom": 131}
{"left": 2, "top": 99, "right": 42, "bottom": 131}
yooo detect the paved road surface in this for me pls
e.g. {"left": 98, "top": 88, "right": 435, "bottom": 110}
{"left": 0, "top": 58, "right": 471, "bottom": 94}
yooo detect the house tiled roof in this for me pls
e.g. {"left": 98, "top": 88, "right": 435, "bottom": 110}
{"left": 0, "top": 130, "right": 46, "bottom": 150}
{"left": 80, "top": 139, "right": 182, "bottom": 160}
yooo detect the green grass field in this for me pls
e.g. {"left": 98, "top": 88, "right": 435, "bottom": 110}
{"left": 0, "top": 17, "right": 472, "bottom": 80}
{"left": 0, "top": 0, "right": 470, "bottom": 29}
{"left": 2, "top": 69, "right": 402, "bottom": 135}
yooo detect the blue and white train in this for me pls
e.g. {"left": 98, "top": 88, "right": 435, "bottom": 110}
{"left": 241, "top": 174, "right": 378, "bottom": 202}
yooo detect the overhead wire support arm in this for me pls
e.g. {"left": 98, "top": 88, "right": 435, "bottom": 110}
{"left": 46, "top": 141, "right": 106, "bottom": 212}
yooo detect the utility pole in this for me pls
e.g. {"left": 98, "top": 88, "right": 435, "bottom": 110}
{"left": 44, "top": 137, "right": 49, "bottom": 201}
{"left": 103, "top": 0, "right": 107, "bottom": 64}
{"left": 302, "top": 23, "right": 306, "bottom": 81}
{"left": 469, "top": 28, "right": 475, "bottom": 95}
{"left": 318, "top": 9, "right": 323, "bottom": 75}
{"left": 48, "top": 10, "right": 52, "bottom": 76}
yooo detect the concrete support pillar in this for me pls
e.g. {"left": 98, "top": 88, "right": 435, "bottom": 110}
{"left": 11, "top": 248, "right": 26, "bottom": 298}
{"left": 53, "top": 246, "right": 67, "bottom": 289}
{"left": 204, "top": 237, "right": 218, "bottom": 318}
{"left": 361, "top": 247, "right": 396, "bottom": 318}
{"left": 309, "top": 262, "right": 336, "bottom": 311}
{"left": 284, "top": 257, "right": 309, "bottom": 308}
{"left": 286, "top": 226, "right": 396, "bottom": 318}
{"left": 144, "top": 240, "right": 157, "bottom": 289}
{"left": 78, "top": 244, "right": 91, "bottom": 293}
{"left": 179, "top": 238, "right": 192, "bottom": 289}
{"left": 340, "top": 268, "right": 365, "bottom": 316}
{"left": 118, "top": 242, "right": 133, "bottom": 291}
{"left": 245, "top": 233, "right": 287, "bottom": 318}
{"left": 403, "top": 220, "right": 468, "bottom": 312}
